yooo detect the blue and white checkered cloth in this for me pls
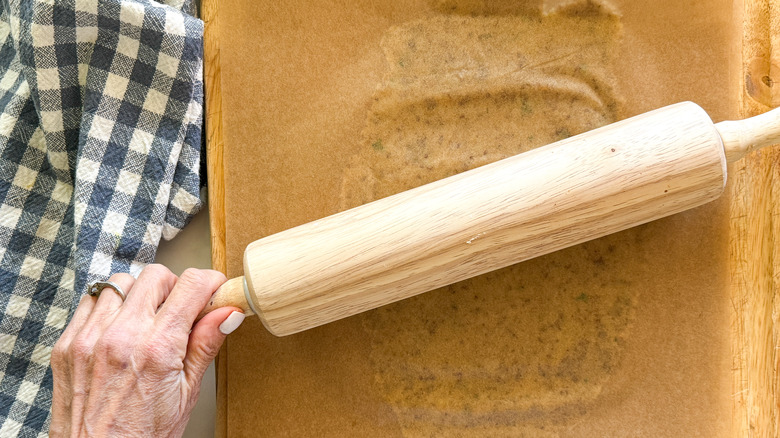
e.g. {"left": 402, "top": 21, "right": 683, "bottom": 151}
{"left": 0, "top": 0, "right": 204, "bottom": 435}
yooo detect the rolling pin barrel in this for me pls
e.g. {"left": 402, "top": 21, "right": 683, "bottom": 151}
{"left": 205, "top": 102, "right": 779, "bottom": 336}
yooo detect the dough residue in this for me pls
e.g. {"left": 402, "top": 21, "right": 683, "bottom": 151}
{"left": 339, "top": 2, "right": 630, "bottom": 435}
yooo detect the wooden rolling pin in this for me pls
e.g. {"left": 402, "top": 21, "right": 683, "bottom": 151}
{"left": 202, "top": 101, "right": 780, "bottom": 336}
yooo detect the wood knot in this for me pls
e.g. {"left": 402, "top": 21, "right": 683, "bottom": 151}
{"left": 745, "top": 58, "right": 779, "bottom": 107}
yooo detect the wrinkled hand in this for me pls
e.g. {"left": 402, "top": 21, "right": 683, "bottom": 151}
{"left": 50, "top": 265, "right": 245, "bottom": 437}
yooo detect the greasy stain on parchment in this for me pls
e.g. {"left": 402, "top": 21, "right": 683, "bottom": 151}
{"left": 339, "top": 1, "right": 629, "bottom": 436}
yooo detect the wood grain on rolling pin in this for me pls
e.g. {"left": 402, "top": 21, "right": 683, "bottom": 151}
{"left": 243, "top": 102, "right": 726, "bottom": 336}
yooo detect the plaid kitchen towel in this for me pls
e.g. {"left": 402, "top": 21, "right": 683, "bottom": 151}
{"left": 0, "top": 0, "right": 204, "bottom": 435}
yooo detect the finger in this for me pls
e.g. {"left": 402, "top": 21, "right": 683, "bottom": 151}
{"left": 72, "top": 273, "right": 135, "bottom": 375}
{"left": 55, "top": 294, "right": 97, "bottom": 351}
{"left": 63, "top": 275, "right": 133, "bottom": 436}
{"left": 183, "top": 307, "right": 244, "bottom": 388}
{"left": 50, "top": 296, "right": 95, "bottom": 436}
{"left": 155, "top": 269, "right": 227, "bottom": 336}
{"left": 84, "top": 273, "right": 135, "bottom": 329}
{"left": 119, "top": 264, "right": 178, "bottom": 317}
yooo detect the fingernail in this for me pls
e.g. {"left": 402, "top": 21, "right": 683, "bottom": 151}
{"left": 219, "top": 311, "right": 245, "bottom": 335}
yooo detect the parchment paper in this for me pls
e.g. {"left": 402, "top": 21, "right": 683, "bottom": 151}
{"left": 217, "top": 1, "right": 740, "bottom": 435}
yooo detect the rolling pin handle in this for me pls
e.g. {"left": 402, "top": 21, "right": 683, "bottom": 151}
{"left": 716, "top": 105, "right": 780, "bottom": 163}
{"left": 196, "top": 276, "right": 256, "bottom": 321}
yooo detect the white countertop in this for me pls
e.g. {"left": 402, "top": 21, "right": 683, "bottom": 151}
{"left": 154, "top": 204, "right": 216, "bottom": 438}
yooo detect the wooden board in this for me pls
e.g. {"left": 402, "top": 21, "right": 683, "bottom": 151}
{"left": 729, "top": 1, "right": 780, "bottom": 435}
{"left": 201, "top": 0, "right": 228, "bottom": 436}
{"left": 204, "top": 0, "right": 779, "bottom": 435}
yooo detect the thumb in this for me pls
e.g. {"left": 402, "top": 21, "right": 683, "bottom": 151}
{"left": 183, "top": 307, "right": 245, "bottom": 385}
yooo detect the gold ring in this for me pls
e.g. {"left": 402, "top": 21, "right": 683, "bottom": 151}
{"left": 87, "top": 281, "right": 127, "bottom": 301}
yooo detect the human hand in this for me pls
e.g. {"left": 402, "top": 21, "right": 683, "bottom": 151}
{"left": 50, "top": 265, "right": 245, "bottom": 437}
